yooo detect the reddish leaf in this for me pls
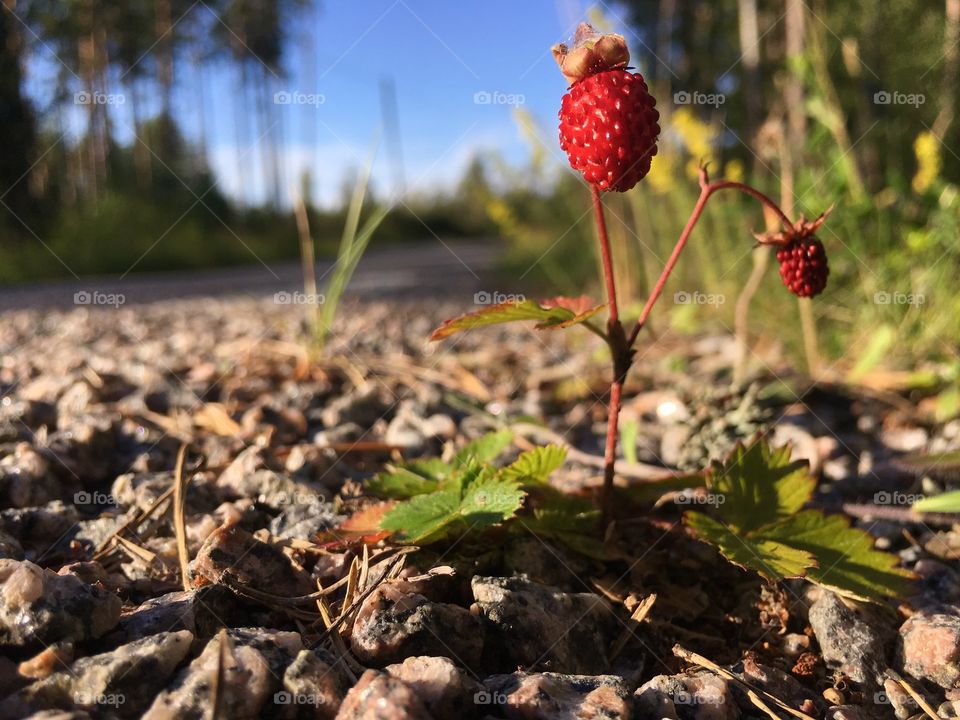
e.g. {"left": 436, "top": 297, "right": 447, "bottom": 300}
{"left": 430, "top": 297, "right": 604, "bottom": 340}
{"left": 314, "top": 501, "right": 396, "bottom": 548}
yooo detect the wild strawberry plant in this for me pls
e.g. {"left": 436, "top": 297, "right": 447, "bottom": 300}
{"left": 368, "top": 23, "right": 909, "bottom": 601}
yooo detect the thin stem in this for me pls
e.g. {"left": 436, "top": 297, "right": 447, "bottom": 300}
{"left": 590, "top": 169, "right": 796, "bottom": 528}
{"left": 591, "top": 185, "right": 628, "bottom": 527}
{"left": 592, "top": 185, "right": 619, "bottom": 329}
{"left": 627, "top": 171, "right": 793, "bottom": 347}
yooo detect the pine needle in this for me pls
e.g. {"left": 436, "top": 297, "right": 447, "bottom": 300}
{"left": 172, "top": 443, "right": 191, "bottom": 592}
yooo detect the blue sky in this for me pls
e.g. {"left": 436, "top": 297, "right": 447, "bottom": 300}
{"left": 25, "top": 0, "right": 651, "bottom": 207}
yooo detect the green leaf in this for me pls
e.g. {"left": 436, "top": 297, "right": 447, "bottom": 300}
{"left": 711, "top": 439, "right": 815, "bottom": 533}
{"left": 914, "top": 490, "right": 960, "bottom": 513}
{"left": 380, "top": 489, "right": 463, "bottom": 543}
{"left": 500, "top": 445, "right": 567, "bottom": 485}
{"left": 366, "top": 457, "right": 456, "bottom": 499}
{"left": 453, "top": 429, "right": 514, "bottom": 465}
{"left": 685, "top": 512, "right": 814, "bottom": 582}
{"left": 460, "top": 476, "right": 525, "bottom": 526}
{"left": 380, "top": 463, "right": 524, "bottom": 544}
{"left": 757, "top": 510, "right": 913, "bottom": 601}
{"left": 430, "top": 296, "right": 603, "bottom": 340}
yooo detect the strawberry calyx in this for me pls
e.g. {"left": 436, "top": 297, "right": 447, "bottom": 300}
{"left": 552, "top": 22, "right": 630, "bottom": 85}
{"left": 753, "top": 208, "right": 832, "bottom": 247}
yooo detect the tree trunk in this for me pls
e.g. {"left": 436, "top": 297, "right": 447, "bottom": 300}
{"left": 934, "top": 0, "right": 960, "bottom": 138}
{"left": 737, "top": 0, "right": 761, "bottom": 159}
{"left": 654, "top": 0, "right": 675, "bottom": 122}
{"left": 784, "top": 0, "right": 806, "bottom": 154}
{"left": 0, "top": 0, "right": 37, "bottom": 224}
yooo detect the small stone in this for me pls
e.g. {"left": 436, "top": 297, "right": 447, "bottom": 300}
{"left": 742, "top": 656, "right": 821, "bottom": 713}
{"left": 634, "top": 674, "right": 684, "bottom": 720}
{"left": 274, "top": 648, "right": 348, "bottom": 720}
{"left": 500, "top": 537, "right": 591, "bottom": 590}
{"left": 385, "top": 656, "right": 481, "bottom": 718}
{"left": 880, "top": 426, "right": 928, "bottom": 453}
{"left": 118, "top": 586, "right": 240, "bottom": 642}
{"left": 144, "top": 630, "right": 299, "bottom": 720}
{"left": 0, "top": 531, "right": 23, "bottom": 560}
{"left": 878, "top": 677, "right": 916, "bottom": 719}
{"left": 782, "top": 632, "right": 811, "bottom": 658}
{"left": 384, "top": 402, "right": 428, "bottom": 451}
{"left": 826, "top": 705, "right": 871, "bottom": 720}
{"left": 268, "top": 495, "right": 339, "bottom": 541}
{"left": 350, "top": 581, "right": 483, "bottom": 668}
{"left": 635, "top": 671, "right": 739, "bottom": 720}
{"left": 0, "top": 630, "right": 193, "bottom": 719}
{"left": 899, "top": 611, "right": 960, "bottom": 688}
{"left": 191, "top": 523, "right": 312, "bottom": 596}
{"left": 911, "top": 559, "right": 960, "bottom": 609}
{"left": 421, "top": 414, "right": 456, "bottom": 439}
{"left": 321, "top": 387, "right": 389, "bottom": 430}
{"left": 334, "top": 670, "right": 432, "bottom": 720}
{"left": 0, "top": 559, "right": 121, "bottom": 650}
{"left": 0, "top": 502, "right": 79, "bottom": 558}
{"left": 0, "top": 443, "right": 64, "bottom": 508}
{"left": 484, "top": 672, "right": 631, "bottom": 720}
{"left": 18, "top": 643, "right": 74, "bottom": 680}
{"left": 809, "top": 591, "right": 890, "bottom": 687}
{"left": 471, "top": 576, "right": 614, "bottom": 674}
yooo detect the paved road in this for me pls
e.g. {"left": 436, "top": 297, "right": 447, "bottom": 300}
{"left": 0, "top": 240, "right": 500, "bottom": 311}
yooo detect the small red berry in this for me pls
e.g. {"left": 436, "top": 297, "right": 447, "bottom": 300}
{"left": 553, "top": 23, "right": 660, "bottom": 192}
{"left": 559, "top": 70, "right": 660, "bottom": 192}
{"left": 776, "top": 236, "right": 829, "bottom": 298}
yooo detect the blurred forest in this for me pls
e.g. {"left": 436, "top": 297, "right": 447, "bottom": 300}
{"left": 1, "top": 1, "right": 959, "bottom": 374}
{"left": 0, "top": 0, "right": 484, "bottom": 280}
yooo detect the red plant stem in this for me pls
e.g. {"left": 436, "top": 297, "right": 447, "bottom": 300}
{"left": 591, "top": 185, "right": 619, "bottom": 329}
{"left": 627, "top": 173, "right": 792, "bottom": 346}
{"left": 591, "top": 169, "right": 794, "bottom": 527}
{"left": 590, "top": 186, "right": 629, "bottom": 527}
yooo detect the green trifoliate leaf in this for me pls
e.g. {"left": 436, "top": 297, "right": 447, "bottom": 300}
{"left": 711, "top": 438, "right": 815, "bottom": 533}
{"left": 685, "top": 512, "right": 815, "bottom": 582}
{"left": 756, "top": 510, "right": 914, "bottom": 601}
{"left": 500, "top": 445, "right": 567, "bottom": 485}
{"left": 453, "top": 429, "right": 514, "bottom": 465}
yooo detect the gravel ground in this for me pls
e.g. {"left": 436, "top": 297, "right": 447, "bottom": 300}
{"left": 1, "top": 293, "right": 959, "bottom": 719}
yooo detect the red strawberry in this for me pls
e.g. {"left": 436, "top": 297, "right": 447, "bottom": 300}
{"left": 554, "top": 24, "right": 660, "bottom": 192}
{"left": 776, "top": 236, "right": 829, "bottom": 298}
